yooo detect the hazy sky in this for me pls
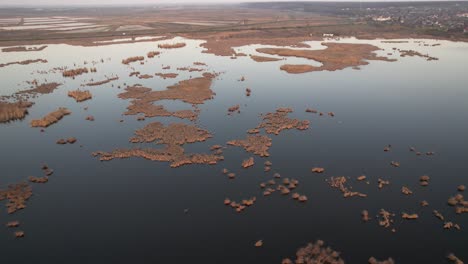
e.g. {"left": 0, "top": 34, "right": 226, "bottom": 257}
{"left": 0, "top": 0, "right": 457, "bottom": 6}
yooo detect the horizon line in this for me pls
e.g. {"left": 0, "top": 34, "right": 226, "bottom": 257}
{"left": 1, "top": 0, "right": 467, "bottom": 8}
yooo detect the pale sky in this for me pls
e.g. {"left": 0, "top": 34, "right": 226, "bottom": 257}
{"left": 0, "top": 0, "right": 459, "bottom": 7}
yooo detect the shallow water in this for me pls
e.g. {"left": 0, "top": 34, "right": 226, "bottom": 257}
{"left": 0, "top": 36, "right": 467, "bottom": 264}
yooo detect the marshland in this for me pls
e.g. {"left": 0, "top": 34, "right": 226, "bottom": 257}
{"left": 0, "top": 2, "right": 467, "bottom": 264}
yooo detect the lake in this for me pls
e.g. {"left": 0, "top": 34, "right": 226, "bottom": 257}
{"left": 0, "top": 36, "right": 467, "bottom": 264}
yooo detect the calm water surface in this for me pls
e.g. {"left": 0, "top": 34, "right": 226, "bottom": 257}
{"left": 0, "top": 37, "right": 467, "bottom": 264}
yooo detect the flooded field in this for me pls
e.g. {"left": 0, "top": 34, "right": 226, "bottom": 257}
{"left": 0, "top": 36, "right": 467, "bottom": 264}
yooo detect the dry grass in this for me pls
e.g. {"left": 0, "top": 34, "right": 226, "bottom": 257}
{"left": 250, "top": 55, "right": 282, "bottom": 62}
{"left": 157, "top": 43, "right": 186, "bottom": 49}
{"left": 30, "top": 107, "right": 71, "bottom": 127}
{"left": 258, "top": 43, "right": 396, "bottom": 73}
{"left": 122, "top": 56, "right": 144, "bottom": 65}
{"left": 68, "top": 89, "right": 92, "bottom": 102}
{"left": 147, "top": 51, "right": 160, "bottom": 58}
{"left": 0, "top": 101, "right": 33, "bottom": 123}
{"left": 62, "top": 67, "right": 89, "bottom": 78}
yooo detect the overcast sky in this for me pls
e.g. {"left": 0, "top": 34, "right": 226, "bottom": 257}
{"left": 0, "top": 0, "right": 458, "bottom": 7}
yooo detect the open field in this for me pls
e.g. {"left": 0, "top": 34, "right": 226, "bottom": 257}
{"left": 0, "top": 2, "right": 466, "bottom": 48}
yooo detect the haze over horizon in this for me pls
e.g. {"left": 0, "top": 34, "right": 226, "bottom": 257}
{"left": 0, "top": 0, "right": 464, "bottom": 7}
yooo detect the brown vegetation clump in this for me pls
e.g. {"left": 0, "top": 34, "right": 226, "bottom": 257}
{"left": 257, "top": 43, "right": 395, "bottom": 73}
{"left": 125, "top": 101, "right": 198, "bottom": 121}
{"left": 0, "top": 59, "right": 47, "bottom": 68}
{"left": 177, "top": 67, "right": 204, "bottom": 72}
{"left": 155, "top": 73, "right": 179, "bottom": 79}
{"left": 0, "top": 182, "right": 33, "bottom": 214}
{"left": 444, "top": 222, "right": 461, "bottom": 230}
{"left": 17, "top": 82, "right": 61, "bottom": 95}
{"left": 256, "top": 108, "right": 309, "bottom": 135}
{"left": 402, "top": 213, "right": 419, "bottom": 220}
{"left": 130, "top": 122, "right": 212, "bottom": 145}
{"left": 280, "top": 183, "right": 293, "bottom": 192}
{"left": 250, "top": 55, "right": 282, "bottom": 62}
{"left": 447, "top": 193, "right": 468, "bottom": 215}
{"left": 0, "top": 101, "right": 33, "bottom": 123}
{"left": 312, "top": 167, "right": 325, "bottom": 173}
{"left": 68, "top": 89, "right": 92, "bottom": 102}
{"left": 42, "top": 164, "right": 54, "bottom": 176}
{"left": 86, "top": 76, "right": 118, "bottom": 86}
{"left": 447, "top": 253, "right": 464, "bottom": 264}
{"left": 433, "top": 210, "right": 445, "bottom": 221}
{"left": 138, "top": 74, "right": 153, "bottom": 79}
{"left": 242, "top": 157, "right": 255, "bottom": 168}
{"left": 263, "top": 188, "right": 275, "bottom": 196}
{"left": 28, "top": 176, "right": 48, "bottom": 184}
{"left": 224, "top": 197, "right": 256, "bottom": 213}
{"left": 93, "top": 122, "right": 223, "bottom": 168}
{"left": 147, "top": 51, "right": 161, "bottom": 58}
{"left": 281, "top": 240, "right": 344, "bottom": 264}
{"left": 245, "top": 88, "right": 251, "bottom": 96}
{"left": 401, "top": 186, "right": 413, "bottom": 195}
{"left": 228, "top": 104, "right": 240, "bottom": 114}
{"left": 255, "top": 240, "right": 263, "bottom": 247}
{"left": 227, "top": 135, "right": 272, "bottom": 157}
{"left": 327, "top": 176, "right": 367, "bottom": 198}
{"left": 357, "top": 175, "right": 367, "bottom": 181}
{"left": 280, "top": 64, "right": 317, "bottom": 74}
{"left": 119, "top": 73, "right": 217, "bottom": 116}
{"left": 62, "top": 67, "right": 89, "bottom": 78}
{"left": 30, "top": 107, "right": 71, "bottom": 127}
{"left": 191, "top": 31, "right": 312, "bottom": 57}
{"left": 378, "top": 209, "right": 395, "bottom": 230}
{"left": 420, "top": 175, "right": 430, "bottom": 186}
{"left": 6, "top": 221, "right": 20, "bottom": 227}
{"left": 67, "top": 137, "right": 77, "bottom": 144}
{"left": 362, "top": 210, "right": 370, "bottom": 222}
{"left": 378, "top": 179, "right": 390, "bottom": 189}
{"left": 122, "top": 56, "right": 145, "bottom": 65}
{"left": 93, "top": 146, "right": 223, "bottom": 168}
{"left": 158, "top": 43, "right": 186, "bottom": 49}
{"left": 399, "top": 50, "right": 438, "bottom": 61}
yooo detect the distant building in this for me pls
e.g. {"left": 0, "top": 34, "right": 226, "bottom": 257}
{"left": 323, "top": 33, "right": 334, "bottom": 37}
{"left": 372, "top": 16, "right": 392, "bottom": 22}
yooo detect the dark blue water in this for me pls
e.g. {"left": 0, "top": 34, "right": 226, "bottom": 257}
{"left": 0, "top": 37, "right": 467, "bottom": 264}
